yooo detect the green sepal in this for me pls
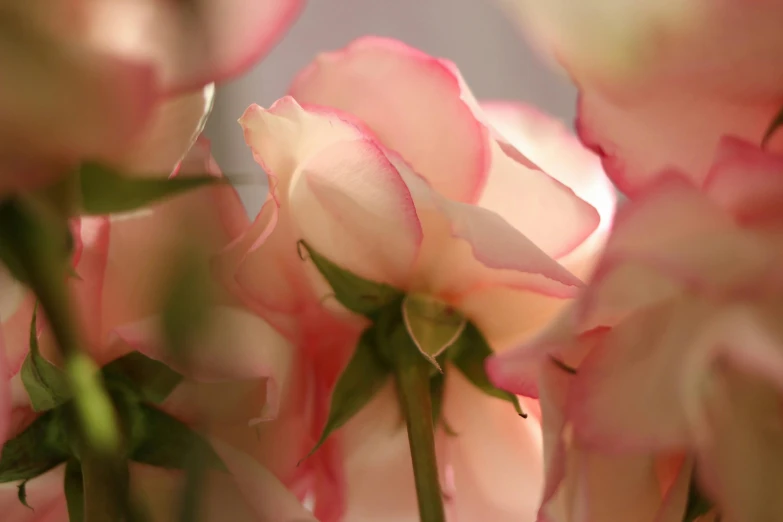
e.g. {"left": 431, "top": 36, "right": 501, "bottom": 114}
{"left": 0, "top": 410, "right": 69, "bottom": 483}
{"left": 103, "top": 351, "right": 183, "bottom": 404}
{"left": 298, "top": 241, "right": 403, "bottom": 317}
{"left": 77, "top": 162, "right": 224, "bottom": 215}
{"left": 450, "top": 323, "right": 527, "bottom": 418}
{"left": 64, "top": 460, "right": 84, "bottom": 522}
{"left": 17, "top": 479, "right": 31, "bottom": 510}
{"left": 763, "top": 105, "right": 783, "bottom": 147}
{"left": 683, "top": 478, "right": 712, "bottom": 522}
{"left": 20, "top": 304, "right": 71, "bottom": 411}
{"left": 429, "top": 362, "right": 457, "bottom": 436}
{"left": 129, "top": 404, "right": 225, "bottom": 472}
{"left": 305, "top": 327, "right": 391, "bottom": 459}
{"left": 402, "top": 293, "right": 466, "bottom": 371}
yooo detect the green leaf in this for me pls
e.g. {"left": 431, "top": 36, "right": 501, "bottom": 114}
{"left": 130, "top": 404, "right": 225, "bottom": 472}
{"left": 763, "top": 105, "right": 783, "bottom": 147}
{"left": 306, "top": 327, "right": 391, "bottom": 459}
{"left": 683, "top": 479, "right": 712, "bottom": 522}
{"left": 450, "top": 323, "right": 527, "bottom": 418}
{"left": 78, "top": 162, "right": 223, "bottom": 215}
{"left": 64, "top": 460, "right": 84, "bottom": 522}
{"left": 402, "top": 294, "right": 466, "bottom": 371}
{"left": 17, "top": 479, "right": 31, "bottom": 510}
{"left": 0, "top": 410, "right": 69, "bottom": 483}
{"left": 20, "top": 304, "right": 71, "bottom": 411}
{"left": 298, "top": 241, "right": 403, "bottom": 317}
{"left": 102, "top": 351, "right": 183, "bottom": 404}
{"left": 0, "top": 199, "right": 71, "bottom": 285}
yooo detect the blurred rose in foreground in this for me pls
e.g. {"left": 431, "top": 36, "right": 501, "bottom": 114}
{"left": 490, "top": 138, "right": 783, "bottom": 522}
{"left": 0, "top": 0, "right": 303, "bottom": 192}
{"left": 0, "top": 143, "right": 314, "bottom": 521}
{"left": 501, "top": 0, "right": 783, "bottom": 197}
{"left": 232, "top": 37, "right": 615, "bottom": 521}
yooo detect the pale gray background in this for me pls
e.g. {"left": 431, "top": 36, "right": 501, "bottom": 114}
{"left": 205, "top": 0, "right": 577, "bottom": 211}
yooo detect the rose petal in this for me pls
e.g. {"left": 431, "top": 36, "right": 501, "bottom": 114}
{"left": 88, "top": 0, "right": 303, "bottom": 92}
{"left": 704, "top": 137, "right": 783, "bottom": 226}
{"left": 579, "top": 176, "right": 771, "bottom": 329}
{"left": 577, "top": 84, "right": 783, "bottom": 197}
{"left": 117, "top": 84, "right": 215, "bottom": 176}
{"left": 441, "top": 369, "right": 543, "bottom": 522}
{"left": 571, "top": 303, "right": 783, "bottom": 453}
{"left": 480, "top": 101, "right": 616, "bottom": 276}
{"left": 289, "top": 138, "right": 423, "bottom": 287}
{"left": 397, "top": 165, "right": 584, "bottom": 302}
{"left": 236, "top": 98, "right": 422, "bottom": 317}
{"left": 288, "top": 36, "right": 490, "bottom": 203}
{"left": 696, "top": 364, "right": 783, "bottom": 522}
{"left": 475, "top": 138, "right": 600, "bottom": 260}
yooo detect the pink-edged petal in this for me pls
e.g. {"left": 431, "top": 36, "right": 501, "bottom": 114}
{"left": 476, "top": 137, "right": 599, "bottom": 260}
{"left": 398, "top": 165, "right": 583, "bottom": 303}
{"left": 288, "top": 36, "right": 490, "bottom": 203}
{"left": 0, "top": 466, "right": 67, "bottom": 521}
{"left": 117, "top": 84, "right": 215, "bottom": 176}
{"left": 704, "top": 137, "right": 783, "bottom": 226}
{"left": 480, "top": 101, "right": 616, "bottom": 276}
{"left": 87, "top": 0, "right": 303, "bottom": 92}
{"left": 235, "top": 97, "right": 417, "bottom": 313}
{"left": 441, "top": 369, "right": 544, "bottom": 522}
{"left": 568, "top": 301, "right": 706, "bottom": 452}
{"left": 487, "top": 314, "right": 602, "bottom": 399}
{"left": 571, "top": 302, "right": 783, "bottom": 453}
{"left": 577, "top": 84, "right": 783, "bottom": 197}
{"left": 289, "top": 138, "right": 423, "bottom": 287}
{"left": 579, "top": 176, "right": 771, "bottom": 329}
{"left": 71, "top": 216, "right": 111, "bottom": 352}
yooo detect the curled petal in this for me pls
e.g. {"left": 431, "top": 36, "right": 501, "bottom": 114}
{"left": 480, "top": 101, "right": 616, "bottom": 276}
{"left": 475, "top": 139, "right": 600, "bottom": 260}
{"left": 288, "top": 36, "right": 490, "bottom": 203}
{"left": 398, "top": 165, "right": 584, "bottom": 302}
{"left": 577, "top": 83, "right": 783, "bottom": 197}
{"left": 579, "top": 176, "right": 771, "bottom": 329}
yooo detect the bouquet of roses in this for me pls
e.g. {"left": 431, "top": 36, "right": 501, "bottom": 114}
{"left": 0, "top": 1, "right": 780, "bottom": 521}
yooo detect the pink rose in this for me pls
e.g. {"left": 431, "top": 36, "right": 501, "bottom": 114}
{"left": 0, "top": 0, "right": 303, "bottom": 192}
{"left": 501, "top": 0, "right": 783, "bottom": 197}
{"left": 0, "top": 144, "right": 313, "bottom": 521}
{"left": 232, "top": 37, "right": 615, "bottom": 521}
{"left": 491, "top": 138, "right": 783, "bottom": 522}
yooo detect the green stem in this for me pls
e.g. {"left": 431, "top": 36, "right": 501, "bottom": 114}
{"left": 81, "top": 448, "right": 129, "bottom": 522}
{"left": 393, "top": 342, "right": 446, "bottom": 522}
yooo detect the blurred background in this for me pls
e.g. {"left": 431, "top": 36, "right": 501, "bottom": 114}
{"left": 204, "top": 0, "right": 577, "bottom": 212}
